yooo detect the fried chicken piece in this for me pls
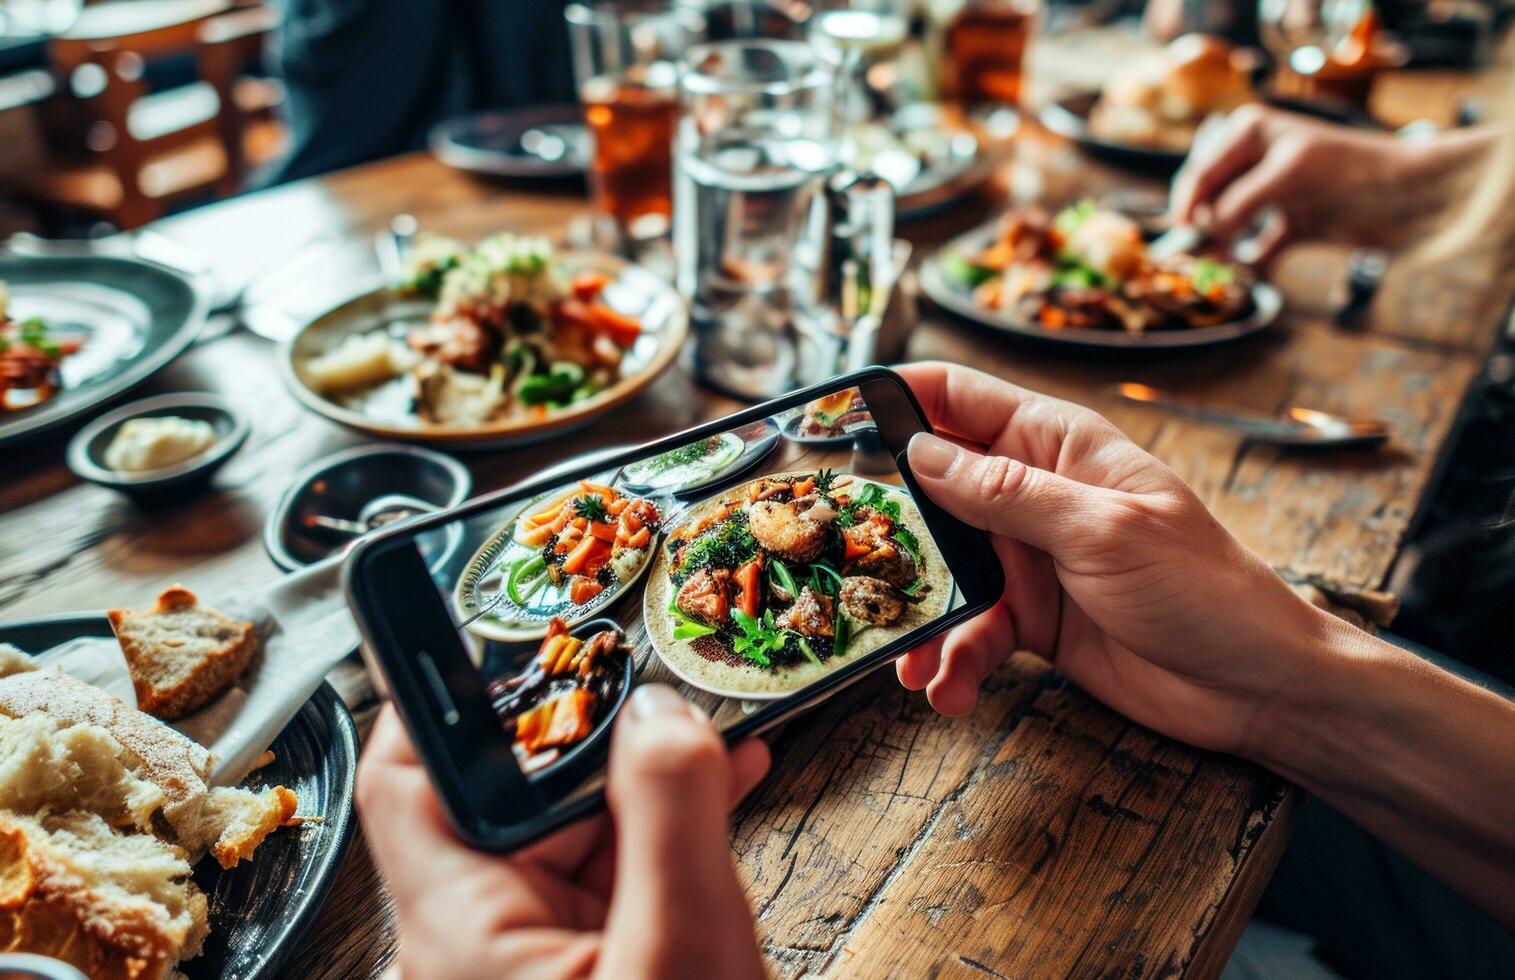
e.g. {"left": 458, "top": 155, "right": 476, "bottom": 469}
{"left": 840, "top": 576, "right": 905, "bottom": 626}
{"left": 842, "top": 520, "right": 918, "bottom": 588}
{"left": 748, "top": 499, "right": 828, "bottom": 564}
{"left": 776, "top": 587, "right": 834, "bottom": 638}
{"left": 676, "top": 567, "right": 731, "bottom": 625}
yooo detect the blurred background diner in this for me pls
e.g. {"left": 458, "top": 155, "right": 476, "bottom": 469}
{"left": 1, "top": 0, "right": 1513, "bottom": 978}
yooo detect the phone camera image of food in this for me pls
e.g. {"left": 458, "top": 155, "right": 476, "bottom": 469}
{"left": 402, "top": 382, "right": 968, "bottom": 814}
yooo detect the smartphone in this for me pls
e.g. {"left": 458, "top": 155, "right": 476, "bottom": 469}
{"left": 344, "top": 368, "right": 1004, "bottom": 851}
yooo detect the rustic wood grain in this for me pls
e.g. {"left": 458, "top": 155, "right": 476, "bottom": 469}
{"left": 0, "top": 58, "right": 1508, "bottom": 979}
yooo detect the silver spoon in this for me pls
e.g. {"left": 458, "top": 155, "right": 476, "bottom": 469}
{"left": 1116, "top": 382, "right": 1391, "bottom": 449}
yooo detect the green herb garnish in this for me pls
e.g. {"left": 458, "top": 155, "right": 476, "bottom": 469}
{"left": 892, "top": 526, "right": 922, "bottom": 562}
{"left": 768, "top": 561, "right": 799, "bottom": 601}
{"left": 1050, "top": 263, "right": 1109, "bottom": 290}
{"left": 731, "top": 609, "right": 788, "bottom": 667}
{"left": 666, "top": 590, "right": 718, "bottom": 640}
{"left": 943, "top": 253, "right": 996, "bottom": 289}
{"left": 1190, "top": 258, "right": 1236, "bottom": 293}
{"left": 675, "top": 514, "right": 758, "bottom": 582}
{"left": 505, "top": 556, "right": 549, "bottom": 606}
{"left": 572, "top": 494, "right": 607, "bottom": 523}
{"left": 1053, "top": 199, "right": 1097, "bottom": 237}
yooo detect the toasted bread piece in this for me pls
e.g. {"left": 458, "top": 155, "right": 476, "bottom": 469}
{"left": 0, "top": 662, "right": 297, "bottom": 868}
{"left": 108, "top": 585, "right": 257, "bottom": 720}
{"left": 0, "top": 811, "right": 208, "bottom": 980}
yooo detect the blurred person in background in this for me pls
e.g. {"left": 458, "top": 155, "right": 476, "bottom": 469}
{"left": 265, "top": 0, "right": 575, "bottom": 184}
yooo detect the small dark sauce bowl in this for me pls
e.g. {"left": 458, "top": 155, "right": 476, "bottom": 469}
{"left": 264, "top": 444, "right": 472, "bottom": 571}
{"left": 66, "top": 392, "right": 249, "bottom": 499}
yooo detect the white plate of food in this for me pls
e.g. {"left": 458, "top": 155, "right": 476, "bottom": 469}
{"left": 281, "top": 233, "right": 687, "bottom": 449}
{"left": 643, "top": 469, "right": 952, "bottom": 701}
{"left": 920, "top": 202, "right": 1282, "bottom": 350}
{"left": 454, "top": 479, "right": 667, "bottom": 642}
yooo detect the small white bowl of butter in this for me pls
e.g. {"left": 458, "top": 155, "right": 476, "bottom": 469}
{"left": 67, "top": 392, "right": 249, "bottom": 497}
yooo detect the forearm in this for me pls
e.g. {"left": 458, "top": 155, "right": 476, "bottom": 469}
{"left": 1247, "top": 608, "right": 1515, "bottom": 930}
{"left": 1385, "top": 126, "right": 1505, "bottom": 232}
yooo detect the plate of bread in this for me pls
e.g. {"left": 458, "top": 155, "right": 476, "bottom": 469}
{"left": 1040, "top": 34, "right": 1255, "bottom": 171}
{"left": 0, "top": 585, "right": 358, "bottom": 980}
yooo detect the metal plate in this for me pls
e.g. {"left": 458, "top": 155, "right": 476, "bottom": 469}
{"left": 920, "top": 219, "right": 1282, "bottom": 351}
{"left": 0, "top": 613, "right": 358, "bottom": 980}
{"left": 0, "top": 254, "right": 205, "bottom": 448}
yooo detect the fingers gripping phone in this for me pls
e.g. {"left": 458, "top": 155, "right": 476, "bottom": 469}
{"left": 344, "top": 368, "right": 1003, "bottom": 851}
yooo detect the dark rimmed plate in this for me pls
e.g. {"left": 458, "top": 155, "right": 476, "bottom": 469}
{"left": 0, "top": 253, "right": 206, "bottom": 449}
{"left": 428, "top": 105, "right": 589, "bottom": 180}
{"left": 0, "top": 613, "right": 358, "bottom": 980}
{"left": 1040, "top": 91, "right": 1389, "bottom": 175}
{"left": 920, "top": 219, "right": 1283, "bottom": 351}
{"left": 1039, "top": 92, "right": 1189, "bottom": 173}
{"left": 484, "top": 616, "right": 633, "bottom": 793}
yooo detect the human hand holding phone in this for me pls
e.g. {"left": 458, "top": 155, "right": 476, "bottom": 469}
{"left": 893, "top": 362, "right": 1319, "bottom": 755}
{"left": 358, "top": 689, "right": 770, "bottom": 980}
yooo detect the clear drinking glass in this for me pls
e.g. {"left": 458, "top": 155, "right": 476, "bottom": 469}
{"left": 808, "top": 0, "right": 913, "bottom": 121}
{"left": 674, "top": 41, "right": 848, "bottom": 398}
{"left": 1258, "top": 0, "right": 1368, "bottom": 76}
{"left": 565, "top": 1, "right": 705, "bottom": 245}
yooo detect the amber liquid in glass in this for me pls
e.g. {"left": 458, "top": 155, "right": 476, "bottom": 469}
{"left": 945, "top": 1, "right": 1037, "bottom": 106}
{"left": 582, "top": 74, "right": 678, "bottom": 232}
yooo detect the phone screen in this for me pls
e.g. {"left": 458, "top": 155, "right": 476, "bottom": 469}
{"left": 358, "top": 374, "right": 993, "bottom": 837}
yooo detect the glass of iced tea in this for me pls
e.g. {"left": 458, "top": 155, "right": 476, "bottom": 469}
{"left": 566, "top": 2, "right": 705, "bottom": 245}
{"left": 943, "top": 0, "right": 1039, "bottom": 107}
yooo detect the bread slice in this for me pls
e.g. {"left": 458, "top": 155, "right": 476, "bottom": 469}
{"left": 0, "top": 660, "right": 297, "bottom": 868}
{"left": 0, "top": 810, "right": 208, "bottom": 980}
{"left": 108, "top": 584, "right": 257, "bottom": 720}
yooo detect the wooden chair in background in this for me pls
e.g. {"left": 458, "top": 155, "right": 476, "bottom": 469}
{"left": 10, "top": 3, "right": 285, "bottom": 230}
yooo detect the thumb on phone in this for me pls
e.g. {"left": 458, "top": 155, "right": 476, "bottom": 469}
{"left": 907, "top": 432, "right": 1099, "bottom": 555}
{"left": 598, "top": 685, "right": 766, "bottom": 980}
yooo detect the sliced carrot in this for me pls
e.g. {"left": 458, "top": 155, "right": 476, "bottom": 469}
{"left": 537, "top": 633, "right": 567, "bottom": 668}
{"left": 515, "top": 701, "right": 554, "bottom": 751}
{"left": 579, "top": 480, "right": 615, "bottom": 499}
{"left": 518, "top": 523, "right": 556, "bottom": 548}
{"left": 553, "top": 637, "right": 583, "bottom": 674}
{"left": 586, "top": 303, "right": 642, "bottom": 347}
{"left": 588, "top": 521, "right": 617, "bottom": 542}
{"left": 607, "top": 497, "right": 630, "bottom": 517}
{"left": 530, "top": 497, "right": 566, "bottom": 525}
{"left": 571, "top": 270, "right": 612, "bottom": 301}
{"left": 561, "top": 535, "right": 609, "bottom": 575}
{"left": 844, "top": 535, "right": 872, "bottom": 561}
{"left": 620, "top": 512, "right": 643, "bottom": 535}
{"left": 734, "top": 558, "right": 763, "bottom": 619}
{"left": 793, "top": 476, "right": 815, "bottom": 497}
{"left": 541, "top": 689, "right": 597, "bottom": 748}
{"left": 571, "top": 577, "right": 606, "bottom": 605}
{"left": 624, "top": 526, "right": 650, "bottom": 550}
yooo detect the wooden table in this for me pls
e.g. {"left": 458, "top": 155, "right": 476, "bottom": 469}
{"left": 2, "top": 108, "right": 1510, "bottom": 978}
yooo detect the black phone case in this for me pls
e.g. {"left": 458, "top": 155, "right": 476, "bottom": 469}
{"left": 345, "top": 367, "right": 1005, "bottom": 852}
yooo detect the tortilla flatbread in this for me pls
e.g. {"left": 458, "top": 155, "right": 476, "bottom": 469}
{"left": 643, "top": 471, "right": 954, "bottom": 699}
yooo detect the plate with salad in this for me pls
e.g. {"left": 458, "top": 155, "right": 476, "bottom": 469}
{"left": 920, "top": 202, "right": 1281, "bottom": 350}
{"left": 643, "top": 469, "right": 952, "bottom": 700}
{"left": 455, "top": 479, "right": 665, "bottom": 642}
{"left": 619, "top": 419, "right": 781, "bottom": 496}
{"left": 283, "top": 232, "right": 687, "bottom": 448}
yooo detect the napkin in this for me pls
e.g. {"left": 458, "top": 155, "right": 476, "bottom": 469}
{"left": 32, "top": 555, "right": 360, "bottom": 786}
